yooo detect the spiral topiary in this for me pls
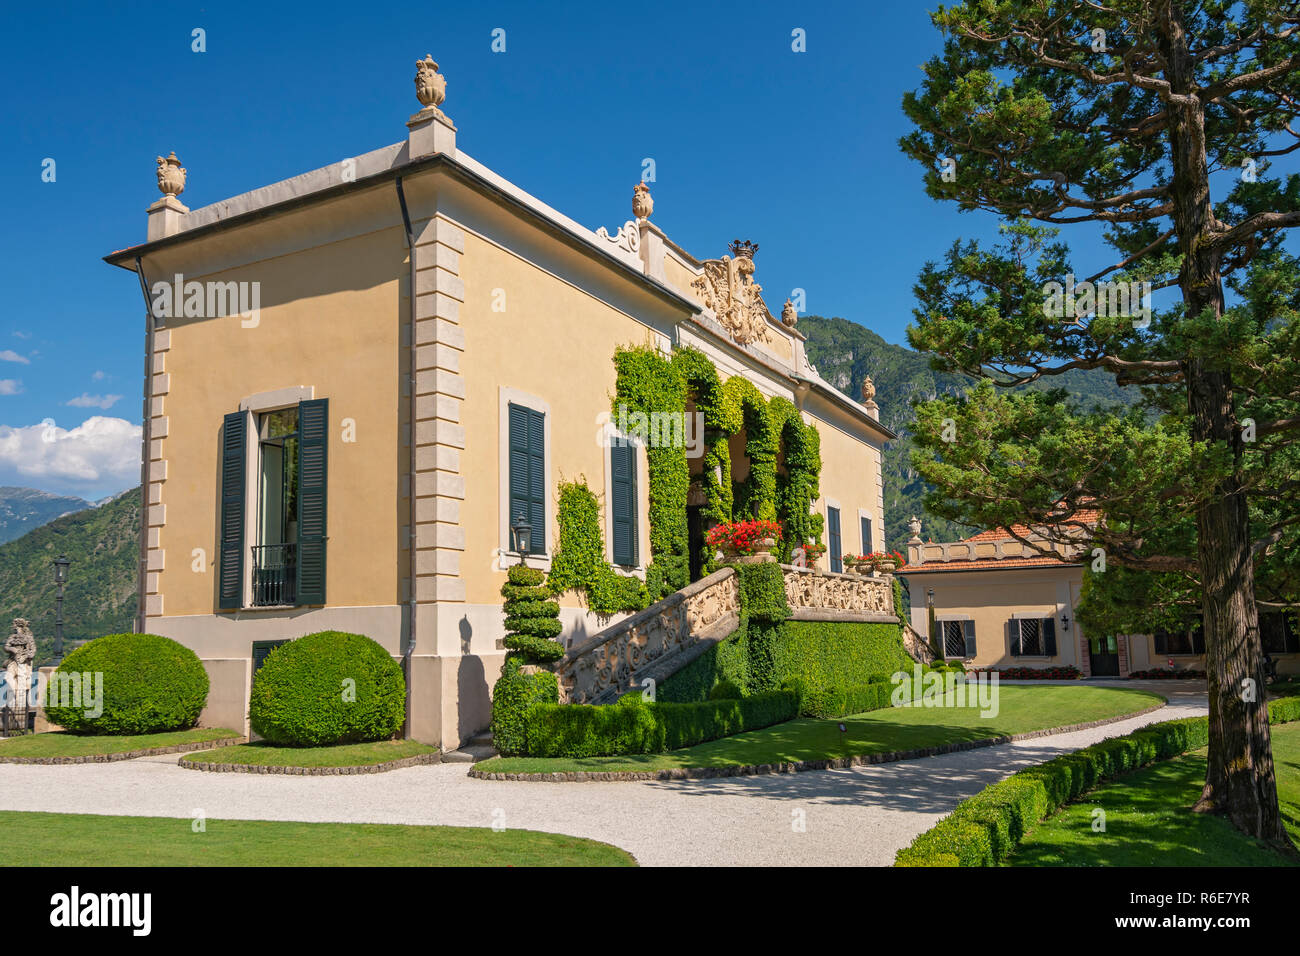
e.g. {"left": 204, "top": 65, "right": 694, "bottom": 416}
{"left": 501, "top": 564, "right": 564, "bottom": 663}
{"left": 249, "top": 631, "right": 405, "bottom": 746}
{"left": 44, "top": 633, "right": 209, "bottom": 735}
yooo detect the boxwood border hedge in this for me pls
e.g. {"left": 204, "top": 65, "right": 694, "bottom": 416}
{"left": 895, "top": 694, "right": 1300, "bottom": 867}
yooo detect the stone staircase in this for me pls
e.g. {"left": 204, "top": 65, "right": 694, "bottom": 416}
{"left": 441, "top": 729, "right": 497, "bottom": 763}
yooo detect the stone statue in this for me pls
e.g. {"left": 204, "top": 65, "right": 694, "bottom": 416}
{"left": 155, "top": 152, "right": 186, "bottom": 197}
{"left": 633, "top": 182, "right": 653, "bottom": 220}
{"left": 3, "top": 618, "right": 35, "bottom": 717}
{"left": 414, "top": 54, "right": 447, "bottom": 110}
{"left": 782, "top": 299, "right": 798, "bottom": 328}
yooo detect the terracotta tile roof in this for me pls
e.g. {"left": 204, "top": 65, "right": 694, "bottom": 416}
{"left": 899, "top": 555, "right": 1077, "bottom": 574}
{"left": 959, "top": 509, "right": 1101, "bottom": 544}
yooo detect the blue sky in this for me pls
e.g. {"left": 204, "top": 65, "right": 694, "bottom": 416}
{"left": 0, "top": 1, "right": 1276, "bottom": 499}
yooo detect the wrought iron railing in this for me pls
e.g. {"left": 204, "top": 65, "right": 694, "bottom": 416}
{"left": 251, "top": 543, "right": 297, "bottom": 607}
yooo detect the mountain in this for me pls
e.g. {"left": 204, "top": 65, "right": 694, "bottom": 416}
{"left": 0, "top": 488, "right": 139, "bottom": 665}
{"left": 0, "top": 487, "right": 92, "bottom": 545}
{"left": 799, "top": 315, "right": 1141, "bottom": 552}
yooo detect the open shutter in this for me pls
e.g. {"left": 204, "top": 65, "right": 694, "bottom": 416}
{"left": 296, "top": 398, "right": 328, "bottom": 605}
{"left": 1007, "top": 619, "right": 1020, "bottom": 656}
{"left": 1153, "top": 630, "right": 1167, "bottom": 654}
{"left": 1043, "top": 617, "right": 1058, "bottom": 656}
{"left": 219, "top": 411, "right": 246, "bottom": 610}
{"left": 963, "top": 620, "right": 977, "bottom": 658}
{"left": 610, "top": 440, "right": 638, "bottom": 566}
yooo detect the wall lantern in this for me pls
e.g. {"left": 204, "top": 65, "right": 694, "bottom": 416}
{"left": 510, "top": 515, "right": 533, "bottom": 563}
{"left": 1061, "top": 612, "right": 1071, "bottom": 633}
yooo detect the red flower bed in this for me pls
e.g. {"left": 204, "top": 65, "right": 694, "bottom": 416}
{"left": 1128, "top": 668, "right": 1207, "bottom": 680}
{"left": 705, "top": 519, "right": 783, "bottom": 555}
{"left": 974, "top": 666, "right": 1083, "bottom": 680}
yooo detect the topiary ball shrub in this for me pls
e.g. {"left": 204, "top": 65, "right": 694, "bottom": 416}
{"left": 249, "top": 631, "right": 405, "bottom": 746}
{"left": 45, "top": 633, "right": 209, "bottom": 735}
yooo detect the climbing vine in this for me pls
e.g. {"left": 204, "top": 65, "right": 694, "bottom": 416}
{"left": 610, "top": 342, "right": 826, "bottom": 596}
{"left": 548, "top": 478, "right": 648, "bottom": 615}
{"left": 612, "top": 345, "right": 689, "bottom": 598}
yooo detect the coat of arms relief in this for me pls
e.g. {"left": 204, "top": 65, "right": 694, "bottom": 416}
{"left": 692, "top": 240, "right": 776, "bottom": 347}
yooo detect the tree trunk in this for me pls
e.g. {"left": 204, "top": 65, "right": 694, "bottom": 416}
{"left": 1158, "top": 0, "right": 1289, "bottom": 847}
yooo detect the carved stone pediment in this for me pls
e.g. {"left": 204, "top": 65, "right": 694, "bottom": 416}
{"left": 691, "top": 240, "right": 776, "bottom": 347}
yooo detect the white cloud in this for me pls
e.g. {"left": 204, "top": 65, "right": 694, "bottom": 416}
{"left": 11, "top": 331, "right": 30, "bottom": 340}
{"left": 0, "top": 380, "right": 22, "bottom": 395}
{"left": 0, "top": 416, "right": 141, "bottom": 492}
{"left": 92, "top": 370, "right": 107, "bottom": 381}
{"left": 0, "top": 351, "right": 29, "bottom": 364}
{"left": 66, "top": 393, "right": 123, "bottom": 410}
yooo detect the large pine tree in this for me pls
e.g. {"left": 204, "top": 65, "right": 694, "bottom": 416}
{"left": 901, "top": 0, "right": 1300, "bottom": 846}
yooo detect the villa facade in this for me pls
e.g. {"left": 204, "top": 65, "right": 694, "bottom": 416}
{"left": 105, "top": 55, "right": 895, "bottom": 750}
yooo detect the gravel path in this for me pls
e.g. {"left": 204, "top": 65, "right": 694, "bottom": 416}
{"left": 0, "top": 682, "right": 1206, "bottom": 866}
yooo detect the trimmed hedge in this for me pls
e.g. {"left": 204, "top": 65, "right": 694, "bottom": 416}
{"left": 786, "top": 675, "right": 904, "bottom": 719}
{"left": 491, "top": 657, "right": 560, "bottom": 756}
{"left": 895, "top": 694, "right": 1300, "bottom": 867}
{"left": 45, "top": 633, "right": 209, "bottom": 735}
{"left": 522, "top": 690, "right": 799, "bottom": 758}
{"left": 249, "top": 631, "right": 406, "bottom": 746}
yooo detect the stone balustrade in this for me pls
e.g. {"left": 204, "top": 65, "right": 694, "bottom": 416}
{"left": 906, "top": 537, "right": 1084, "bottom": 566}
{"left": 556, "top": 562, "right": 903, "bottom": 705}
{"left": 557, "top": 568, "right": 740, "bottom": 705}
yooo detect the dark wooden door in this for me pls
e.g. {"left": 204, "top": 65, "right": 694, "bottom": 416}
{"left": 1089, "top": 635, "right": 1120, "bottom": 676}
{"left": 687, "top": 506, "right": 704, "bottom": 582}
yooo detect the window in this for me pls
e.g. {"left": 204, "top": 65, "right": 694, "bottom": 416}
{"left": 1153, "top": 624, "right": 1205, "bottom": 655}
{"left": 610, "top": 439, "right": 638, "bottom": 567}
{"left": 508, "top": 402, "right": 545, "bottom": 555}
{"left": 827, "top": 506, "right": 842, "bottom": 573}
{"left": 254, "top": 408, "right": 299, "bottom": 607}
{"left": 941, "top": 620, "right": 976, "bottom": 659}
{"left": 861, "top": 515, "right": 873, "bottom": 555}
{"left": 1009, "top": 617, "right": 1057, "bottom": 656}
{"left": 252, "top": 640, "right": 287, "bottom": 673}
{"left": 1261, "top": 612, "right": 1300, "bottom": 654}
{"left": 219, "top": 398, "right": 328, "bottom": 610}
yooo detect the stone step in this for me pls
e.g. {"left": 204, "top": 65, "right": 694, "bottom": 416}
{"left": 468, "top": 730, "right": 494, "bottom": 748}
{"left": 441, "top": 744, "right": 497, "bottom": 763}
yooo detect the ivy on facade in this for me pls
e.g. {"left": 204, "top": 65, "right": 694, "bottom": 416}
{"left": 608, "top": 343, "right": 825, "bottom": 598}
{"left": 548, "top": 478, "right": 649, "bottom": 615}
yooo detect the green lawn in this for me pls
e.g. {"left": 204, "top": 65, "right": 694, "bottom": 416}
{"left": 179, "top": 738, "right": 438, "bottom": 768}
{"left": 479, "top": 685, "right": 1163, "bottom": 775}
{"left": 0, "top": 727, "right": 240, "bottom": 759}
{"left": 1, "top": 811, "right": 635, "bottom": 867}
{"left": 1011, "top": 720, "right": 1300, "bottom": 867}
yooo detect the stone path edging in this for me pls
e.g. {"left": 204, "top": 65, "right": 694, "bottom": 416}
{"left": 468, "top": 699, "right": 1168, "bottom": 783}
{"left": 178, "top": 752, "right": 442, "bottom": 775}
{"left": 0, "top": 734, "right": 244, "bottom": 765}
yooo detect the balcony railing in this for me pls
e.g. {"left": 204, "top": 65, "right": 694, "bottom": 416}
{"left": 251, "top": 543, "right": 297, "bottom": 607}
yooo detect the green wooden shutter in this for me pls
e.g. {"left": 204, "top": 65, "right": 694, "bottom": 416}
{"left": 1043, "top": 617, "right": 1058, "bottom": 656}
{"left": 508, "top": 403, "right": 545, "bottom": 554}
{"left": 828, "top": 507, "right": 842, "bottom": 573}
{"left": 611, "top": 440, "right": 638, "bottom": 566}
{"left": 296, "top": 398, "right": 328, "bottom": 605}
{"left": 219, "top": 411, "right": 246, "bottom": 610}
{"left": 963, "top": 620, "right": 977, "bottom": 658}
{"left": 1008, "top": 619, "right": 1020, "bottom": 656}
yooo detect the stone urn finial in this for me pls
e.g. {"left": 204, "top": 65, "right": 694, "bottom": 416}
{"left": 782, "top": 299, "right": 798, "bottom": 328}
{"left": 633, "top": 182, "right": 653, "bottom": 220}
{"left": 415, "top": 54, "right": 447, "bottom": 109}
{"left": 907, "top": 515, "right": 923, "bottom": 541}
{"left": 861, "top": 374, "right": 877, "bottom": 405}
{"left": 155, "top": 151, "right": 186, "bottom": 197}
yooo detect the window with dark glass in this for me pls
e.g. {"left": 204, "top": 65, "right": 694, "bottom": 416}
{"left": 253, "top": 408, "right": 299, "bottom": 606}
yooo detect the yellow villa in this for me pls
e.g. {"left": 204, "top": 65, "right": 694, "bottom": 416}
{"left": 105, "top": 55, "right": 896, "bottom": 751}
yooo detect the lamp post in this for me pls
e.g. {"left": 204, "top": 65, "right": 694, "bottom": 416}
{"left": 927, "top": 587, "right": 940, "bottom": 660}
{"left": 52, "top": 554, "right": 70, "bottom": 664}
{"left": 510, "top": 515, "right": 532, "bottom": 566}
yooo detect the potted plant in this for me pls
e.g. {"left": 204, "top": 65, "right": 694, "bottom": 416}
{"left": 706, "top": 519, "right": 784, "bottom": 564}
